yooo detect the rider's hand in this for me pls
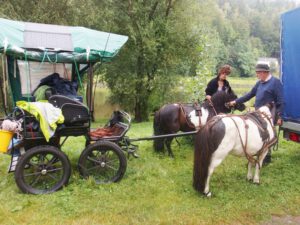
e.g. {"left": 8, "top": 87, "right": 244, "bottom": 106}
{"left": 206, "top": 95, "right": 211, "bottom": 100}
{"left": 229, "top": 100, "right": 236, "bottom": 107}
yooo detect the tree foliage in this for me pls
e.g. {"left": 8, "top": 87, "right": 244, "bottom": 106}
{"left": 104, "top": 0, "right": 208, "bottom": 121}
{"left": 0, "top": 0, "right": 298, "bottom": 120}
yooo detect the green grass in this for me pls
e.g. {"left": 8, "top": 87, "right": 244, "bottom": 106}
{"left": 228, "top": 76, "right": 257, "bottom": 95}
{"left": 228, "top": 76, "right": 257, "bottom": 108}
{"left": 93, "top": 88, "right": 120, "bottom": 120}
{"left": 0, "top": 120, "right": 300, "bottom": 225}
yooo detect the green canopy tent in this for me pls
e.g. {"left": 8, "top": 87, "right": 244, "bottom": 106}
{"left": 0, "top": 18, "right": 128, "bottom": 62}
{"left": 0, "top": 18, "right": 128, "bottom": 116}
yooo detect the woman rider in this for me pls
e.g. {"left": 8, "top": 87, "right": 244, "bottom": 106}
{"left": 205, "top": 64, "right": 232, "bottom": 100}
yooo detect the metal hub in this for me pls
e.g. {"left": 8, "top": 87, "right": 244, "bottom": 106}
{"left": 41, "top": 169, "right": 47, "bottom": 175}
{"left": 100, "top": 162, "right": 106, "bottom": 167}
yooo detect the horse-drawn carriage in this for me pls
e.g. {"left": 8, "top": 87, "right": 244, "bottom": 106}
{"left": 0, "top": 18, "right": 135, "bottom": 194}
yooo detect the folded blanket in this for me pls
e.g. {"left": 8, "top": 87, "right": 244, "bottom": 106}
{"left": 89, "top": 125, "right": 123, "bottom": 139}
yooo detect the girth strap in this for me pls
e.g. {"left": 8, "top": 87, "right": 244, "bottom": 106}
{"left": 229, "top": 116, "right": 253, "bottom": 163}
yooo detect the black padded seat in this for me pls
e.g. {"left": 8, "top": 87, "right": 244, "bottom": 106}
{"left": 48, "top": 95, "right": 89, "bottom": 125}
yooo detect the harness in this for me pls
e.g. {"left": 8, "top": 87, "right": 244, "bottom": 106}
{"left": 178, "top": 104, "right": 196, "bottom": 129}
{"left": 178, "top": 100, "right": 218, "bottom": 130}
{"left": 207, "top": 99, "right": 218, "bottom": 116}
{"left": 192, "top": 102, "right": 203, "bottom": 128}
{"left": 226, "top": 111, "right": 277, "bottom": 165}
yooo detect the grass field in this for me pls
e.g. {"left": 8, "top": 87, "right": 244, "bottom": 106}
{"left": 0, "top": 119, "right": 300, "bottom": 225}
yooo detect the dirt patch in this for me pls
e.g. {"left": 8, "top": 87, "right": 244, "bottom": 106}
{"left": 261, "top": 215, "right": 300, "bottom": 225}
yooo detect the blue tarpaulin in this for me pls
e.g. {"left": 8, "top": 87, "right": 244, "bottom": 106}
{"left": 281, "top": 8, "right": 300, "bottom": 122}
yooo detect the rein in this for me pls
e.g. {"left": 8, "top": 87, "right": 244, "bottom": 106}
{"left": 207, "top": 99, "right": 218, "bottom": 116}
{"left": 178, "top": 104, "right": 196, "bottom": 129}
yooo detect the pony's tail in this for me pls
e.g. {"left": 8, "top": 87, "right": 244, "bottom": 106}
{"left": 153, "top": 111, "right": 165, "bottom": 152}
{"left": 193, "top": 126, "right": 213, "bottom": 194}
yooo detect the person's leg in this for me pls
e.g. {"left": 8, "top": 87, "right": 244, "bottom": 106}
{"left": 263, "top": 104, "right": 277, "bottom": 166}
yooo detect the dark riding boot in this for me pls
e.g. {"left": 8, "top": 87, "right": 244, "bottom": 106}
{"left": 263, "top": 151, "right": 272, "bottom": 166}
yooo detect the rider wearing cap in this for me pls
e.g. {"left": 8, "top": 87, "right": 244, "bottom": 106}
{"left": 229, "top": 62, "right": 284, "bottom": 164}
{"left": 230, "top": 62, "right": 284, "bottom": 125}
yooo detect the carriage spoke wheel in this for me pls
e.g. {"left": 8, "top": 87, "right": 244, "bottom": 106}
{"left": 15, "top": 146, "right": 71, "bottom": 194}
{"left": 78, "top": 141, "right": 127, "bottom": 184}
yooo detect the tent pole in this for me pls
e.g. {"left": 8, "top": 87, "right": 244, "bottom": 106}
{"left": 88, "top": 63, "right": 95, "bottom": 121}
{"left": 92, "top": 62, "right": 102, "bottom": 115}
{"left": 1, "top": 54, "right": 8, "bottom": 115}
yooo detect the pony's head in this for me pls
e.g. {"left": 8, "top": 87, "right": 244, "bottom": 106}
{"left": 210, "top": 90, "right": 245, "bottom": 114}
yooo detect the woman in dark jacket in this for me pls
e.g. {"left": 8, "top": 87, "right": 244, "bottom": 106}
{"left": 205, "top": 64, "right": 232, "bottom": 100}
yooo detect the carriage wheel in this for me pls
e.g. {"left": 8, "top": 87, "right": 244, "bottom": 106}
{"left": 78, "top": 141, "right": 127, "bottom": 184}
{"left": 14, "top": 146, "right": 71, "bottom": 194}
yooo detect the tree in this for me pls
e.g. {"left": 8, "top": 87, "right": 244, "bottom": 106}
{"left": 104, "top": 0, "right": 207, "bottom": 121}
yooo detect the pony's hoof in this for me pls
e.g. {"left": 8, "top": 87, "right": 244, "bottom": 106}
{"left": 203, "top": 191, "right": 212, "bottom": 198}
{"left": 253, "top": 180, "right": 260, "bottom": 185}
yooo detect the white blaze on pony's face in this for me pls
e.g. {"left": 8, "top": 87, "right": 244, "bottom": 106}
{"left": 189, "top": 108, "right": 209, "bottom": 128}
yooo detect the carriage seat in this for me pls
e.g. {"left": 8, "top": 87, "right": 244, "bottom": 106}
{"left": 89, "top": 111, "right": 130, "bottom": 141}
{"left": 89, "top": 123, "right": 126, "bottom": 140}
{"left": 48, "top": 95, "right": 89, "bottom": 125}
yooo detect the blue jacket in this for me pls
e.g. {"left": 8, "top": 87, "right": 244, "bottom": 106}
{"left": 236, "top": 76, "right": 284, "bottom": 116}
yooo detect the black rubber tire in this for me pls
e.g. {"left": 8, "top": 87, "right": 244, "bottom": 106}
{"left": 78, "top": 141, "right": 127, "bottom": 184}
{"left": 15, "top": 145, "right": 71, "bottom": 194}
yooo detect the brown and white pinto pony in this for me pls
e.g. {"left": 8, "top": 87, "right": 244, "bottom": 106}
{"left": 153, "top": 90, "right": 245, "bottom": 157}
{"left": 193, "top": 105, "right": 277, "bottom": 197}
